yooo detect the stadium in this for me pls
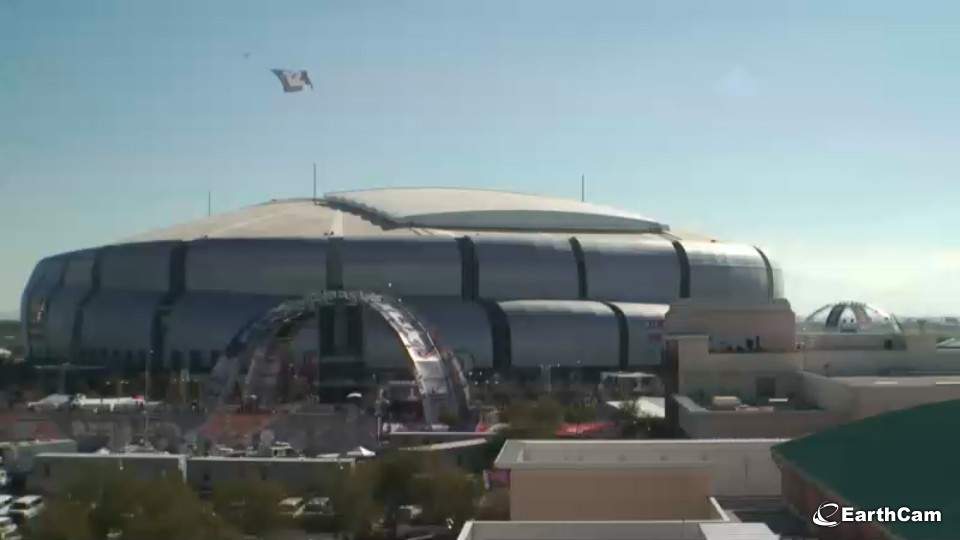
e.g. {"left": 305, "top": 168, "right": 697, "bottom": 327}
{"left": 20, "top": 187, "right": 783, "bottom": 419}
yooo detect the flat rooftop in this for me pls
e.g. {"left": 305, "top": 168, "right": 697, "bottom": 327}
{"left": 495, "top": 439, "right": 785, "bottom": 469}
{"left": 457, "top": 521, "right": 778, "bottom": 540}
{"left": 828, "top": 375, "right": 960, "bottom": 387}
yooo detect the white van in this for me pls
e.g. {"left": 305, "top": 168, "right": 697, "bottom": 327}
{"left": 277, "top": 497, "right": 305, "bottom": 519}
{"left": 8, "top": 496, "right": 43, "bottom": 524}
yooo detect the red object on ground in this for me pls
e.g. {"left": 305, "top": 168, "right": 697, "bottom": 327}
{"left": 555, "top": 421, "right": 616, "bottom": 438}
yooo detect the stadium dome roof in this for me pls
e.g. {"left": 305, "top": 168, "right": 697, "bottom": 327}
{"left": 123, "top": 187, "right": 672, "bottom": 243}
{"left": 801, "top": 301, "right": 902, "bottom": 335}
{"left": 325, "top": 187, "right": 667, "bottom": 232}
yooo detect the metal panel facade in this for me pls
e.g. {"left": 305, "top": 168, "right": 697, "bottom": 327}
{"left": 44, "top": 252, "right": 97, "bottom": 357}
{"left": 21, "top": 256, "right": 66, "bottom": 359}
{"left": 164, "top": 292, "right": 287, "bottom": 368}
{"left": 186, "top": 239, "right": 327, "bottom": 295}
{"left": 612, "top": 302, "right": 669, "bottom": 368}
{"left": 100, "top": 242, "right": 177, "bottom": 291}
{"left": 501, "top": 300, "right": 620, "bottom": 368}
{"left": 361, "top": 306, "right": 409, "bottom": 370}
{"left": 341, "top": 237, "right": 461, "bottom": 297}
{"left": 406, "top": 299, "right": 495, "bottom": 370}
{"left": 474, "top": 237, "right": 578, "bottom": 300}
{"left": 579, "top": 237, "right": 680, "bottom": 303}
{"left": 683, "top": 241, "right": 770, "bottom": 301}
{"left": 80, "top": 291, "right": 161, "bottom": 352}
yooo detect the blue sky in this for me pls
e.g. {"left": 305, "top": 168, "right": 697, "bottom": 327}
{"left": 1, "top": 1, "right": 959, "bottom": 317}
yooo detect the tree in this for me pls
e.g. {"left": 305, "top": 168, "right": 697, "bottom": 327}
{"left": 212, "top": 479, "right": 287, "bottom": 537}
{"left": 327, "top": 464, "right": 378, "bottom": 539}
{"left": 500, "top": 397, "right": 563, "bottom": 439}
{"left": 27, "top": 500, "right": 94, "bottom": 540}
{"left": 370, "top": 452, "right": 424, "bottom": 540}
{"left": 32, "top": 469, "right": 234, "bottom": 540}
{"left": 414, "top": 460, "right": 480, "bottom": 531}
{"left": 475, "top": 488, "right": 510, "bottom": 521}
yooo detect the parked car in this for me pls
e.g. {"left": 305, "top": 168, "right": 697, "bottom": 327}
{"left": 303, "top": 496, "right": 333, "bottom": 517}
{"left": 0, "top": 516, "right": 21, "bottom": 540}
{"left": 0, "top": 495, "right": 12, "bottom": 516}
{"left": 7, "top": 496, "right": 44, "bottom": 524}
{"left": 277, "top": 497, "right": 305, "bottom": 519}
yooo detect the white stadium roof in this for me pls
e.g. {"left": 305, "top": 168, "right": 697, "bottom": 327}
{"left": 123, "top": 187, "right": 680, "bottom": 243}
{"left": 325, "top": 187, "right": 667, "bottom": 233}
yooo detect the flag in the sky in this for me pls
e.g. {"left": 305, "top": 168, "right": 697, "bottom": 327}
{"left": 271, "top": 69, "right": 313, "bottom": 92}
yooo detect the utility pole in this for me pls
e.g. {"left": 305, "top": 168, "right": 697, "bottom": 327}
{"left": 581, "top": 174, "right": 585, "bottom": 202}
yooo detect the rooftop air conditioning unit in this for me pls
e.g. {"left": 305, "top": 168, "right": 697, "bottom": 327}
{"left": 711, "top": 396, "right": 742, "bottom": 410}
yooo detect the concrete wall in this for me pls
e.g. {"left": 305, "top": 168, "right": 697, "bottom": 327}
{"left": 665, "top": 300, "right": 796, "bottom": 353}
{"left": 28, "top": 453, "right": 186, "bottom": 494}
{"left": 25, "top": 452, "right": 351, "bottom": 496}
{"left": 851, "top": 383, "right": 960, "bottom": 419}
{"left": 498, "top": 439, "right": 783, "bottom": 498}
{"left": 673, "top": 334, "right": 960, "bottom": 403}
{"left": 509, "top": 467, "right": 715, "bottom": 520}
{"left": 186, "top": 457, "right": 350, "bottom": 494}
{"left": 798, "top": 373, "right": 856, "bottom": 416}
{"left": 800, "top": 347, "right": 960, "bottom": 376}
{"left": 800, "top": 371, "right": 960, "bottom": 421}
{"left": 674, "top": 395, "right": 842, "bottom": 440}
{"left": 673, "top": 335, "right": 803, "bottom": 402}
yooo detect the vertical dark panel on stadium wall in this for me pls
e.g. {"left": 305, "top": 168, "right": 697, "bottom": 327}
{"left": 480, "top": 300, "right": 511, "bottom": 371}
{"left": 753, "top": 246, "right": 775, "bottom": 300}
{"left": 456, "top": 236, "right": 479, "bottom": 301}
{"left": 662, "top": 338, "right": 682, "bottom": 436}
{"left": 72, "top": 249, "right": 103, "bottom": 364}
{"left": 39, "top": 257, "right": 68, "bottom": 361}
{"left": 671, "top": 241, "right": 691, "bottom": 299}
{"left": 327, "top": 237, "right": 344, "bottom": 290}
{"left": 346, "top": 305, "right": 363, "bottom": 355}
{"left": 569, "top": 237, "right": 588, "bottom": 299}
{"left": 319, "top": 305, "right": 336, "bottom": 355}
{"left": 152, "top": 242, "right": 187, "bottom": 371}
{"left": 603, "top": 302, "right": 629, "bottom": 370}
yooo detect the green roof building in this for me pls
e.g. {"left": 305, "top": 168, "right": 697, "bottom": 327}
{"left": 773, "top": 399, "right": 960, "bottom": 540}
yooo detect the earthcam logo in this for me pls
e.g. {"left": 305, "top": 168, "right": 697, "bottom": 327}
{"left": 813, "top": 503, "right": 840, "bottom": 527}
{"left": 813, "top": 502, "right": 942, "bottom": 527}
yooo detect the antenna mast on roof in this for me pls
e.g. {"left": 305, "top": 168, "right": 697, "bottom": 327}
{"left": 581, "top": 174, "right": 585, "bottom": 202}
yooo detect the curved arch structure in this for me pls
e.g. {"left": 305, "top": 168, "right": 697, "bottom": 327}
{"left": 203, "top": 290, "right": 470, "bottom": 425}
